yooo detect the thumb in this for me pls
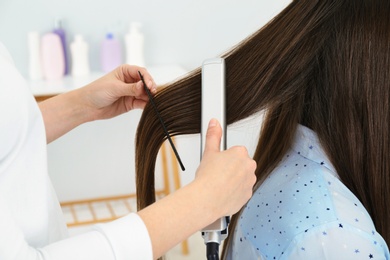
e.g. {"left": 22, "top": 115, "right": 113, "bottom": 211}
{"left": 203, "top": 118, "right": 222, "bottom": 156}
{"left": 123, "top": 80, "right": 151, "bottom": 98}
{"left": 126, "top": 81, "right": 144, "bottom": 97}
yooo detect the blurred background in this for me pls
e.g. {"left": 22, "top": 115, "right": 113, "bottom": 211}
{"left": 0, "top": 0, "right": 290, "bottom": 76}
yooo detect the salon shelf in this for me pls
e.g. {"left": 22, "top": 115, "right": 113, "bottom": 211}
{"left": 61, "top": 194, "right": 168, "bottom": 227}
{"left": 29, "top": 65, "right": 189, "bottom": 101}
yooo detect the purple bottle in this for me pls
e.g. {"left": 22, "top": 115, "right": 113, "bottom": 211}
{"left": 53, "top": 18, "right": 69, "bottom": 75}
{"left": 100, "top": 33, "right": 122, "bottom": 73}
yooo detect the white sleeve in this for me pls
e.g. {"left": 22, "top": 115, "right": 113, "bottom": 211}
{"left": 0, "top": 206, "right": 153, "bottom": 260}
{"left": 282, "top": 223, "right": 389, "bottom": 260}
{"left": 42, "top": 214, "right": 153, "bottom": 260}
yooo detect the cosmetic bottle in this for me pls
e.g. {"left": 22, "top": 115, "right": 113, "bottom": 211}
{"left": 124, "top": 22, "right": 145, "bottom": 66}
{"left": 100, "top": 33, "right": 122, "bottom": 73}
{"left": 53, "top": 18, "right": 69, "bottom": 75}
{"left": 27, "top": 31, "right": 43, "bottom": 80}
{"left": 70, "top": 34, "right": 90, "bottom": 77}
{"left": 41, "top": 33, "right": 65, "bottom": 80}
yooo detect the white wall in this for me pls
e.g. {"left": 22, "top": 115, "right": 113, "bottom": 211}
{"left": 0, "top": 0, "right": 291, "bottom": 201}
{"left": 0, "top": 0, "right": 291, "bottom": 76}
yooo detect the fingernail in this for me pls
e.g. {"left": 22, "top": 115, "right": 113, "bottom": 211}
{"left": 209, "top": 118, "right": 217, "bottom": 127}
{"left": 146, "top": 80, "right": 156, "bottom": 93}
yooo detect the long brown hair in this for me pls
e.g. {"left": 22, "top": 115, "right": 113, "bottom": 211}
{"left": 135, "top": 1, "right": 390, "bottom": 255}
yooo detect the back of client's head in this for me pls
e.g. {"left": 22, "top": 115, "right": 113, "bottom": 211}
{"left": 135, "top": 0, "right": 390, "bottom": 251}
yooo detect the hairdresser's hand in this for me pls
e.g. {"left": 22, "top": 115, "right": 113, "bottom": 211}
{"left": 137, "top": 119, "right": 256, "bottom": 258}
{"left": 39, "top": 64, "right": 157, "bottom": 144}
{"left": 194, "top": 118, "right": 257, "bottom": 218}
{"left": 81, "top": 64, "right": 157, "bottom": 121}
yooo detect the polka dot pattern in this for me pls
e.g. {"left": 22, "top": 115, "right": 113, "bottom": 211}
{"left": 226, "top": 125, "right": 389, "bottom": 259}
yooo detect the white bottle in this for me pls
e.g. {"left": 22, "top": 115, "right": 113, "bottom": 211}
{"left": 125, "top": 22, "right": 145, "bottom": 67}
{"left": 27, "top": 31, "right": 43, "bottom": 80}
{"left": 70, "top": 34, "right": 90, "bottom": 77}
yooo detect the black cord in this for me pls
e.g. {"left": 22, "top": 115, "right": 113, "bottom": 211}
{"left": 206, "top": 242, "right": 219, "bottom": 260}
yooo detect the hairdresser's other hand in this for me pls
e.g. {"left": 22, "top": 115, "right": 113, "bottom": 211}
{"left": 195, "top": 118, "right": 257, "bottom": 218}
{"left": 81, "top": 64, "right": 157, "bottom": 121}
{"left": 137, "top": 119, "right": 256, "bottom": 258}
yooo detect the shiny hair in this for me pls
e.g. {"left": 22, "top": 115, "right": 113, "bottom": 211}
{"left": 135, "top": 1, "right": 390, "bottom": 255}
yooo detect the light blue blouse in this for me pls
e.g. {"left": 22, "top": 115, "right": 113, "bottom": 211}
{"left": 227, "top": 125, "right": 389, "bottom": 259}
